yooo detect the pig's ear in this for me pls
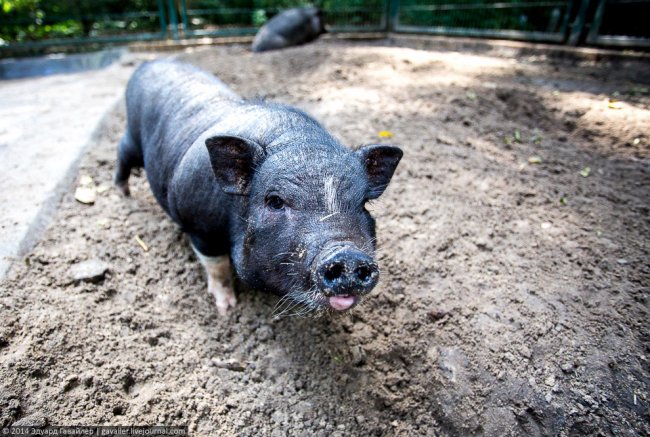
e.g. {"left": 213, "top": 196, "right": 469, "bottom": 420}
{"left": 205, "top": 135, "right": 264, "bottom": 195}
{"left": 356, "top": 144, "right": 403, "bottom": 199}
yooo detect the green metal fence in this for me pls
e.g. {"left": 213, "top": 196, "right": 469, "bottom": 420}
{"left": 585, "top": 0, "right": 650, "bottom": 47}
{"left": 177, "top": 1, "right": 260, "bottom": 38}
{"left": 392, "top": 0, "right": 574, "bottom": 42}
{"left": 0, "top": 0, "right": 648, "bottom": 55}
{"left": 174, "top": 0, "right": 387, "bottom": 38}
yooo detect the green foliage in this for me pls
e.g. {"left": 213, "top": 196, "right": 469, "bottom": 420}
{"left": 252, "top": 8, "right": 267, "bottom": 26}
{"left": 1, "top": 0, "right": 40, "bottom": 14}
{"left": 0, "top": 0, "right": 162, "bottom": 43}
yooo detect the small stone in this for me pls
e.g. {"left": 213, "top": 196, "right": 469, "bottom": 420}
{"left": 68, "top": 259, "right": 109, "bottom": 284}
{"left": 436, "top": 135, "right": 454, "bottom": 145}
{"left": 475, "top": 237, "right": 492, "bottom": 251}
{"left": 544, "top": 375, "right": 556, "bottom": 387}
{"left": 211, "top": 358, "right": 246, "bottom": 371}
{"left": 560, "top": 362, "right": 575, "bottom": 373}
{"left": 62, "top": 375, "right": 79, "bottom": 392}
{"left": 350, "top": 346, "right": 366, "bottom": 366}
{"left": 256, "top": 325, "right": 273, "bottom": 341}
{"left": 12, "top": 413, "right": 47, "bottom": 427}
{"left": 429, "top": 308, "right": 448, "bottom": 321}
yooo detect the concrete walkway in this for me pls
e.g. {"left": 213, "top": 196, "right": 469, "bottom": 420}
{"left": 0, "top": 54, "right": 154, "bottom": 278}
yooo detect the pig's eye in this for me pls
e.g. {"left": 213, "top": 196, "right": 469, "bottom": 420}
{"left": 266, "top": 195, "right": 286, "bottom": 210}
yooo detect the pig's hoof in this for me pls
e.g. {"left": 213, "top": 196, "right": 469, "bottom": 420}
{"left": 210, "top": 284, "right": 237, "bottom": 315}
{"left": 115, "top": 181, "right": 131, "bottom": 197}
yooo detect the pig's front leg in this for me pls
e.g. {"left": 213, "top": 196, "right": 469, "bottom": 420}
{"left": 192, "top": 248, "right": 237, "bottom": 314}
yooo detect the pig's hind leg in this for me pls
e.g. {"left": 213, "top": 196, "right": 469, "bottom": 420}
{"left": 114, "top": 129, "right": 142, "bottom": 196}
{"left": 192, "top": 245, "right": 237, "bottom": 315}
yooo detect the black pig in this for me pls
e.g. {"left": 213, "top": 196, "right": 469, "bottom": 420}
{"left": 115, "top": 60, "right": 402, "bottom": 315}
{"left": 252, "top": 7, "right": 326, "bottom": 53}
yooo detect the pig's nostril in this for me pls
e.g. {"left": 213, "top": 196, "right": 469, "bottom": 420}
{"left": 315, "top": 247, "right": 379, "bottom": 295}
{"left": 324, "top": 263, "right": 344, "bottom": 282}
{"left": 355, "top": 266, "right": 372, "bottom": 282}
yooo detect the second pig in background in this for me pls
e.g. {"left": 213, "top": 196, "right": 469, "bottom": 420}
{"left": 252, "top": 7, "right": 326, "bottom": 52}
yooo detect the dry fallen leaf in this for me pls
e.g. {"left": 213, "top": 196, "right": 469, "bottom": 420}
{"left": 580, "top": 167, "right": 591, "bottom": 177}
{"left": 378, "top": 130, "right": 394, "bottom": 139}
{"left": 528, "top": 156, "right": 543, "bottom": 164}
{"left": 135, "top": 235, "right": 149, "bottom": 252}
{"left": 607, "top": 99, "right": 623, "bottom": 110}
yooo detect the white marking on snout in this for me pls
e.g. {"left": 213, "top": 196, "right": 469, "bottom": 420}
{"left": 324, "top": 176, "right": 340, "bottom": 214}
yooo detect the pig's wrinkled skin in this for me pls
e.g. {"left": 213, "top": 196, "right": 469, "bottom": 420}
{"left": 115, "top": 60, "right": 402, "bottom": 315}
{"left": 252, "top": 7, "right": 326, "bottom": 53}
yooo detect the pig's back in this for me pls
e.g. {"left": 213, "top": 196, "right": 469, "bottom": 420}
{"left": 125, "top": 60, "right": 240, "bottom": 215}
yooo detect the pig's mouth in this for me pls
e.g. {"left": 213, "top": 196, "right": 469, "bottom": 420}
{"left": 307, "top": 292, "right": 362, "bottom": 313}
{"left": 271, "top": 288, "right": 363, "bottom": 319}
{"left": 328, "top": 294, "right": 359, "bottom": 311}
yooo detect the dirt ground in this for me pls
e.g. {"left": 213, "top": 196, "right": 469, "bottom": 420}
{"left": 1, "top": 40, "right": 649, "bottom": 435}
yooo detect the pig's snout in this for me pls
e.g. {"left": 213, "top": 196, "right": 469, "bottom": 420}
{"left": 312, "top": 244, "right": 379, "bottom": 311}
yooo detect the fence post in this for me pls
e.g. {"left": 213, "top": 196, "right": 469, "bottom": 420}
{"left": 585, "top": 0, "right": 606, "bottom": 44}
{"left": 156, "top": 0, "right": 168, "bottom": 37}
{"left": 179, "top": 0, "right": 189, "bottom": 37}
{"left": 387, "top": 0, "right": 400, "bottom": 32}
{"left": 167, "top": 0, "right": 180, "bottom": 40}
{"left": 567, "top": 0, "right": 591, "bottom": 45}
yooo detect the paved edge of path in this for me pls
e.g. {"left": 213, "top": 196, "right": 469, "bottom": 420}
{"left": 0, "top": 53, "right": 160, "bottom": 280}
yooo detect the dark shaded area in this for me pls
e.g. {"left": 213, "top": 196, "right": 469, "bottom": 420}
{"left": 599, "top": 0, "right": 650, "bottom": 38}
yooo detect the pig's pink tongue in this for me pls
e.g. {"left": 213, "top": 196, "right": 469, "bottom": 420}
{"left": 329, "top": 295, "right": 356, "bottom": 311}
